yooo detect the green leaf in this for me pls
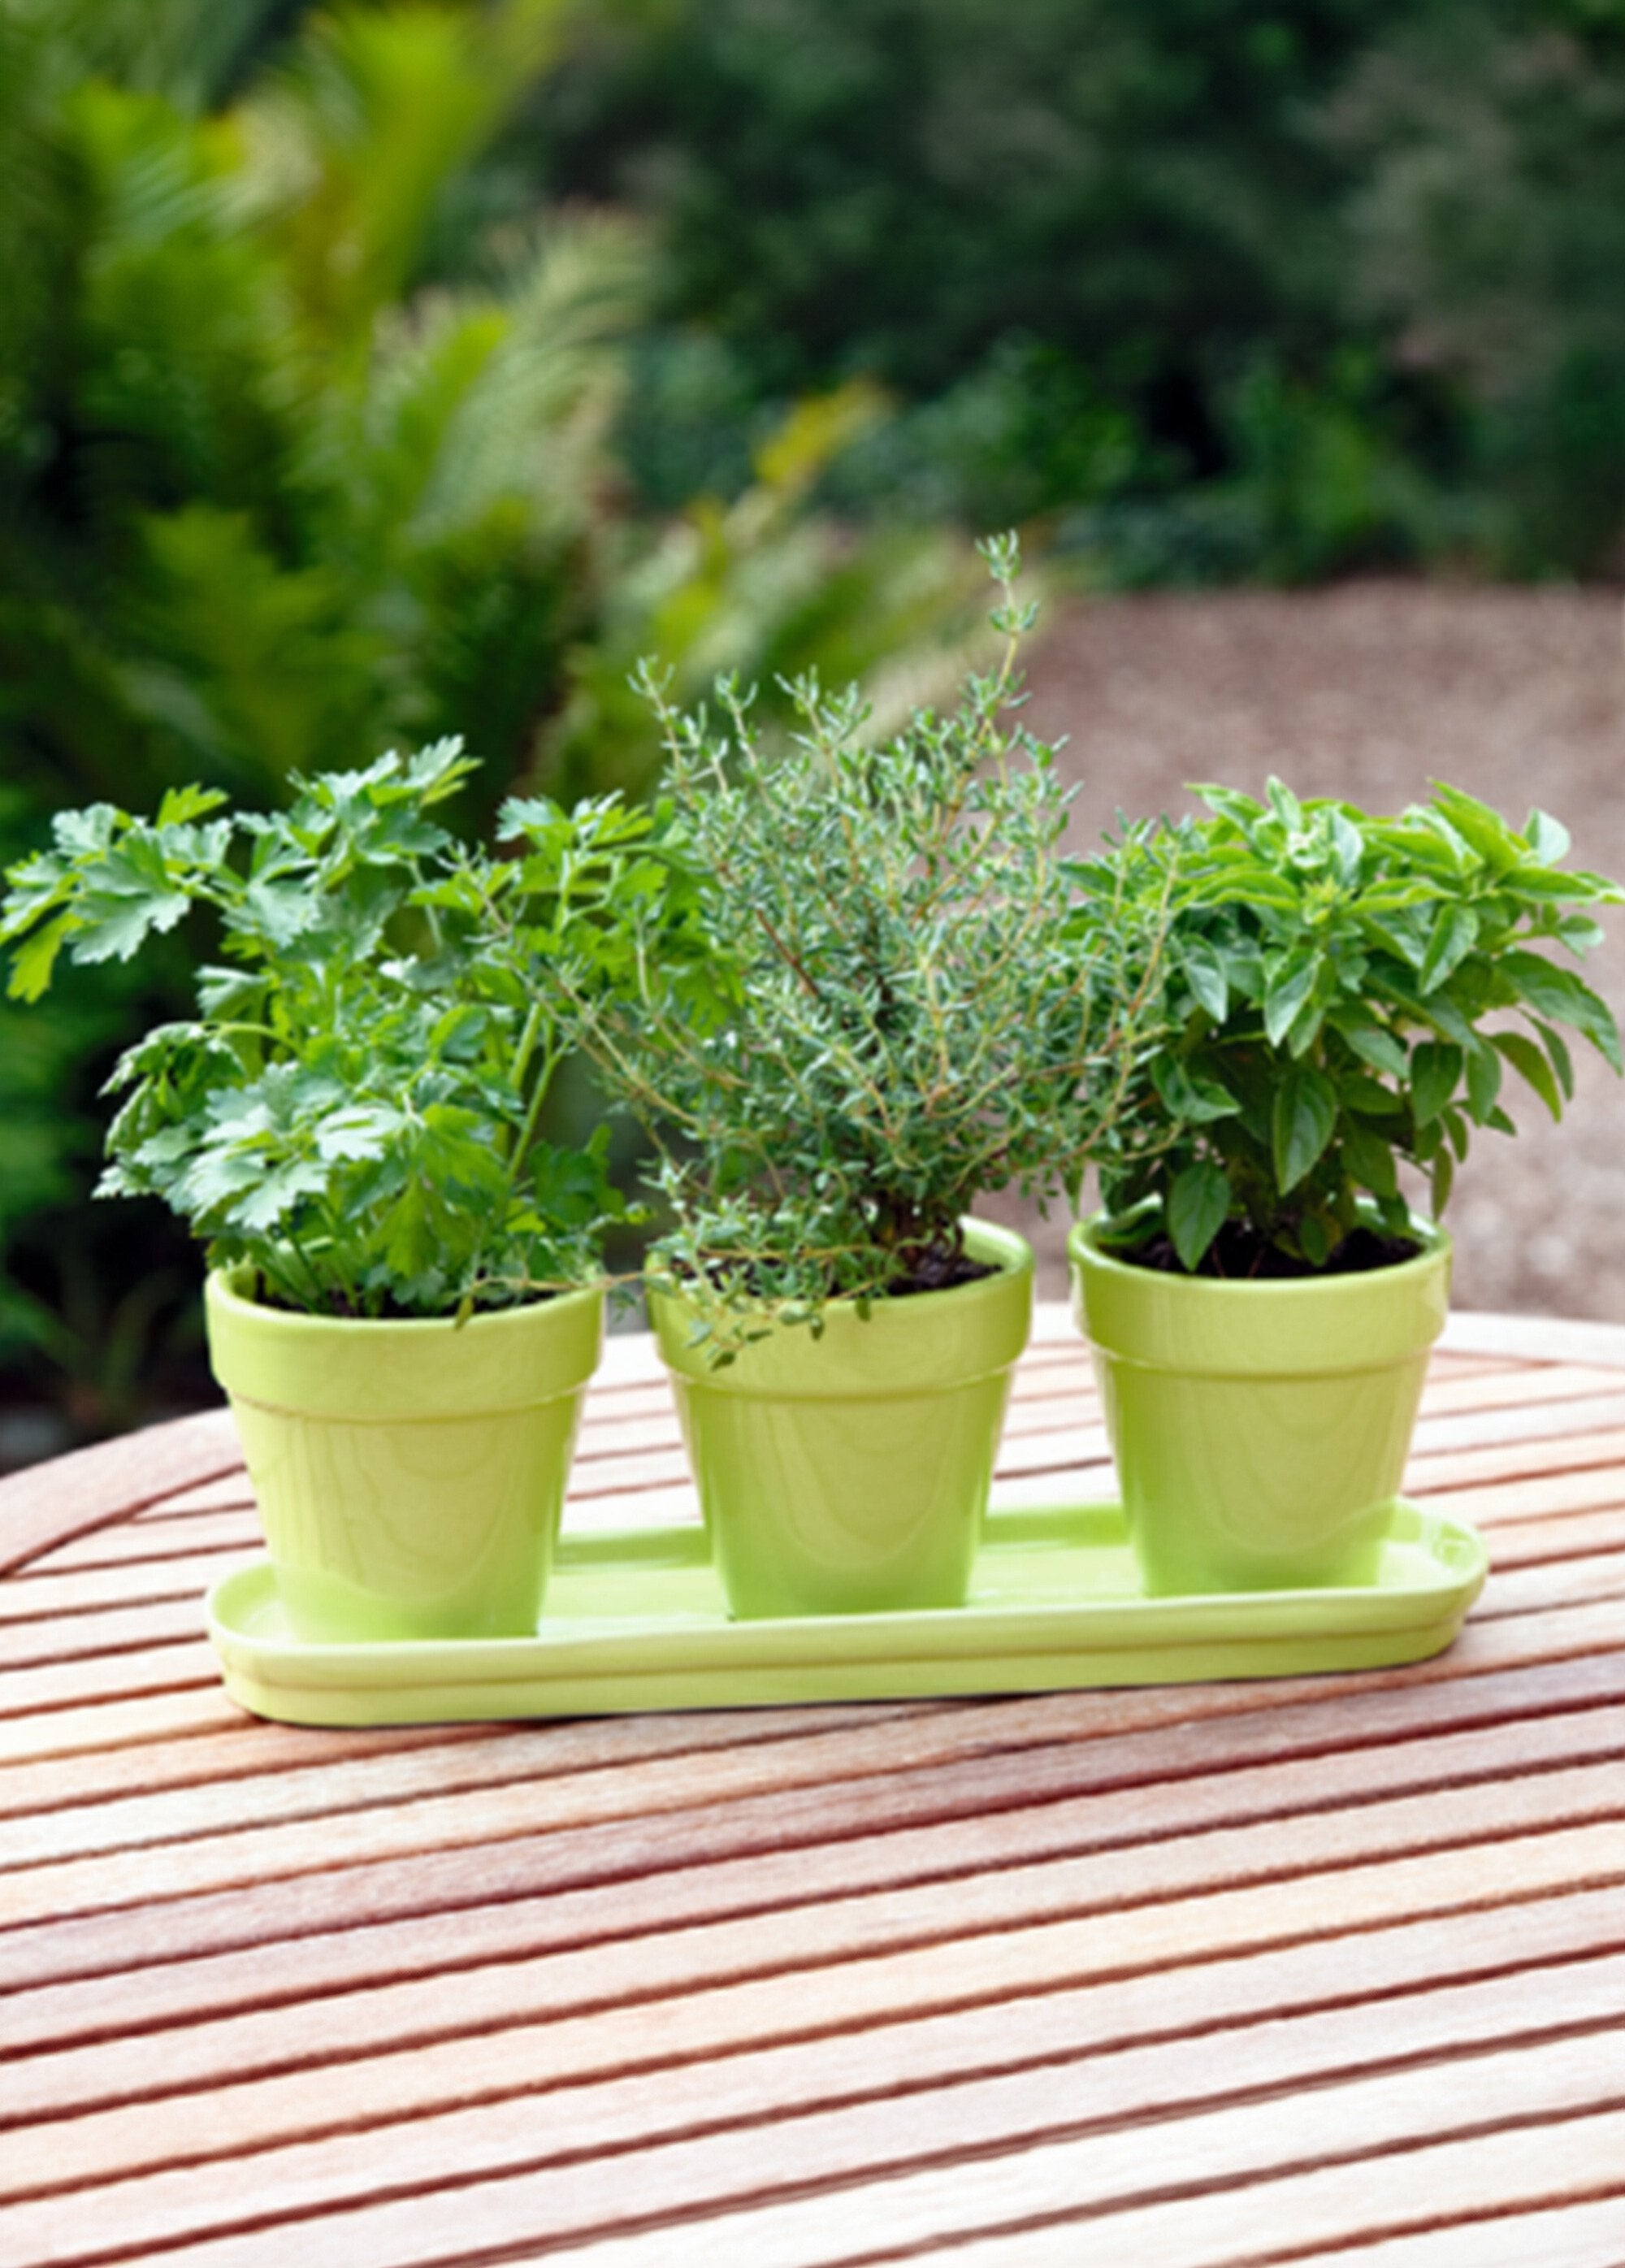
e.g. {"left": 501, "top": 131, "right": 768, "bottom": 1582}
{"left": 383, "top": 1180, "right": 437, "bottom": 1284}
{"left": 1272, "top": 1066, "right": 1337, "bottom": 1195}
{"left": 234, "top": 1158, "right": 331, "bottom": 1233}
{"left": 1410, "top": 1042, "right": 1463, "bottom": 1126}
{"left": 1428, "top": 783, "right": 1519, "bottom": 872}
{"left": 1338, "top": 1071, "right": 1402, "bottom": 1117}
{"left": 1502, "top": 867, "right": 1594, "bottom": 905}
{"left": 1502, "top": 950, "right": 1622, "bottom": 1072}
{"left": 1419, "top": 904, "right": 1478, "bottom": 995}
{"left": 1464, "top": 1040, "right": 1502, "bottom": 1125}
{"left": 1332, "top": 1013, "right": 1408, "bottom": 1080}
{"left": 1150, "top": 1055, "right": 1237, "bottom": 1125}
{"left": 1167, "top": 1160, "right": 1232, "bottom": 1272}
{"left": 1328, "top": 809, "right": 1363, "bottom": 886}
{"left": 1535, "top": 1019, "right": 1575, "bottom": 1101}
{"left": 1263, "top": 956, "right": 1317, "bottom": 1048}
{"left": 1526, "top": 810, "right": 1571, "bottom": 865}
{"left": 1343, "top": 1122, "right": 1399, "bottom": 1199}
{"left": 1177, "top": 939, "right": 1228, "bottom": 1021}
{"left": 1265, "top": 778, "right": 1303, "bottom": 832}
{"left": 1555, "top": 914, "right": 1606, "bottom": 957}
{"left": 156, "top": 785, "right": 230, "bottom": 829}
{"left": 6, "top": 914, "right": 73, "bottom": 1003}
{"left": 1430, "top": 1143, "right": 1454, "bottom": 1216}
{"left": 1491, "top": 1030, "right": 1562, "bottom": 1121}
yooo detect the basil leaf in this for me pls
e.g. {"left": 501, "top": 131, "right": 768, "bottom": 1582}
{"left": 1502, "top": 949, "right": 1622, "bottom": 1071}
{"left": 1491, "top": 1030, "right": 1562, "bottom": 1121}
{"left": 1168, "top": 1160, "right": 1232, "bottom": 1272}
{"left": 1272, "top": 1066, "right": 1337, "bottom": 1194}
{"left": 1410, "top": 1041, "right": 1463, "bottom": 1127}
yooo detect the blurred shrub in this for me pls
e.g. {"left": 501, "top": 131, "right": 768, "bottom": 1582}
{"left": 1334, "top": 0, "right": 1625, "bottom": 575}
{"left": 532, "top": 0, "right": 1405, "bottom": 547}
{"left": 1056, "top": 347, "right": 1479, "bottom": 588}
{"left": 539, "top": 0, "right": 1363, "bottom": 393}
{"left": 0, "top": 0, "right": 982, "bottom": 1450}
{"left": 535, "top": 0, "right": 1625, "bottom": 579}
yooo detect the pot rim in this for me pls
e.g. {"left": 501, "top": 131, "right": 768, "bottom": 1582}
{"left": 651, "top": 1216, "right": 1034, "bottom": 1394}
{"left": 206, "top": 1264, "right": 606, "bottom": 1342}
{"left": 204, "top": 1266, "right": 608, "bottom": 1420}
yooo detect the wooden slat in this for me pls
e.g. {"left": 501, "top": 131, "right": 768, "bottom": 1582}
{"left": 1278, "top": 2195, "right": 1625, "bottom": 2268}
{"left": 6, "top": 1754, "right": 1625, "bottom": 2151}
{"left": 6, "top": 1828, "right": 1625, "bottom": 2210}
{"left": 0, "top": 1637, "right": 219, "bottom": 1719}
{"left": 0, "top": 1593, "right": 218, "bottom": 1670}
{"left": 0, "top": 1549, "right": 264, "bottom": 1626}
{"left": 814, "top": 2127, "right": 1625, "bottom": 2268}
{"left": 8, "top": 1941, "right": 1625, "bottom": 2261}
{"left": 35, "top": 1508, "right": 262, "bottom": 1573}
{"left": 0, "top": 1689, "right": 940, "bottom": 1830}
{"left": 28, "top": 2021, "right": 1625, "bottom": 2267}
{"left": 0, "top": 1685, "right": 271, "bottom": 1767}
{"left": 11, "top": 1581, "right": 1625, "bottom": 1934}
{"left": 0, "top": 1410, "right": 240, "bottom": 1577}
{"left": 8, "top": 1633, "right": 1625, "bottom": 1899}
{"left": 9, "top": 1642, "right": 1625, "bottom": 2007}
{"left": 1414, "top": 1361, "right": 1625, "bottom": 1416}
{"left": 1441, "top": 1308, "right": 1625, "bottom": 1366}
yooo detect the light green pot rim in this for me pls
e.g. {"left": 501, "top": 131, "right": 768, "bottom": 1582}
{"left": 205, "top": 1267, "right": 606, "bottom": 1421}
{"left": 1068, "top": 1211, "right": 1452, "bottom": 1379}
{"left": 652, "top": 1217, "right": 1034, "bottom": 1397}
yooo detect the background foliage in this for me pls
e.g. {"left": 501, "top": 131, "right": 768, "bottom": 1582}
{"left": 534, "top": 0, "right": 1625, "bottom": 579}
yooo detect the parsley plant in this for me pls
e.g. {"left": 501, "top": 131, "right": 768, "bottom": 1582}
{"left": 0, "top": 743, "right": 657, "bottom": 1318}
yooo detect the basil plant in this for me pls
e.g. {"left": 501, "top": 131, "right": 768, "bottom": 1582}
{"left": 1077, "top": 778, "right": 1623, "bottom": 1275}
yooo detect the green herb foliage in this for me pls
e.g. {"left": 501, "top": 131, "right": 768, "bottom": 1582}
{"left": 0, "top": 744, "right": 654, "bottom": 1318}
{"left": 541, "top": 539, "right": 1170, "bottom": 1350}
{"left": 1079, "top": 778, "right": 1623, "bottom": 1273}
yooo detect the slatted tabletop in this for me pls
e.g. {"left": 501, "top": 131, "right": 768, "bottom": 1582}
{"left": 3, "top": 1305, "right": 1625, "bottom": 2266}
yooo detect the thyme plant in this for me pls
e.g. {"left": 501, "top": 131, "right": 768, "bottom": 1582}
{"left": 537, "top": 538, "right": 1170, "bottom": 1345}
{"left": 1080, "top": 778, "right": 1623, "bottom": 1274}
{"left": 0, "top": 743, "right": 652, "bottom": 1318}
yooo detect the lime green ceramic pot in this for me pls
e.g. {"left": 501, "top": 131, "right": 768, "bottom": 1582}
{"left": 204, "top": 1271, "right": 604, "bottom": 1642}
{"left": 651, "top": 1221, "right": 1034, "bottom": 1619}
{"left": 1068, "top": 1216, "right": 1451, "bottom": 1595}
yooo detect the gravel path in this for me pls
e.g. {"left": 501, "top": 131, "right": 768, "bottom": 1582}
{"left": 988, "top": 580, "right": 1625, "bottom": 1320}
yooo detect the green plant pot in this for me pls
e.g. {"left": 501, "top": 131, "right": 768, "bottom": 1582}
{"left": 1068, "top": 1216, "right": 1451, "bottom": 1595}
{"left": 204, "top": 1271, "right": 604, "bottom": 1642}
{"left": 650, "top": 1221, "right": 1034, "bottom": 1619}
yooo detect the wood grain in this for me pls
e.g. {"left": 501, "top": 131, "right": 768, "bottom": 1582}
{"left": 0, "top": 1409, "right": 240, "bottom": 1577}
{"left": 2, "top": 1319, "right": 1624, "bottom": 2268}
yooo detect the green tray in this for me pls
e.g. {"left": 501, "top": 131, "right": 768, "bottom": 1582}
{"left": 205, "top": 1499, "right": 1488, "bottom": 1726}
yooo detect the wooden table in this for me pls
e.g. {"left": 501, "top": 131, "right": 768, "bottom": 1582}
{"left": 4, "top": 1306, "right": 1625, "bottom": 2266}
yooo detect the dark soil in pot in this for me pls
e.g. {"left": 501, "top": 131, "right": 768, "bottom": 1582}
{"left": 1123, "top": 1224, "right": 1423, "bottom": 1281}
